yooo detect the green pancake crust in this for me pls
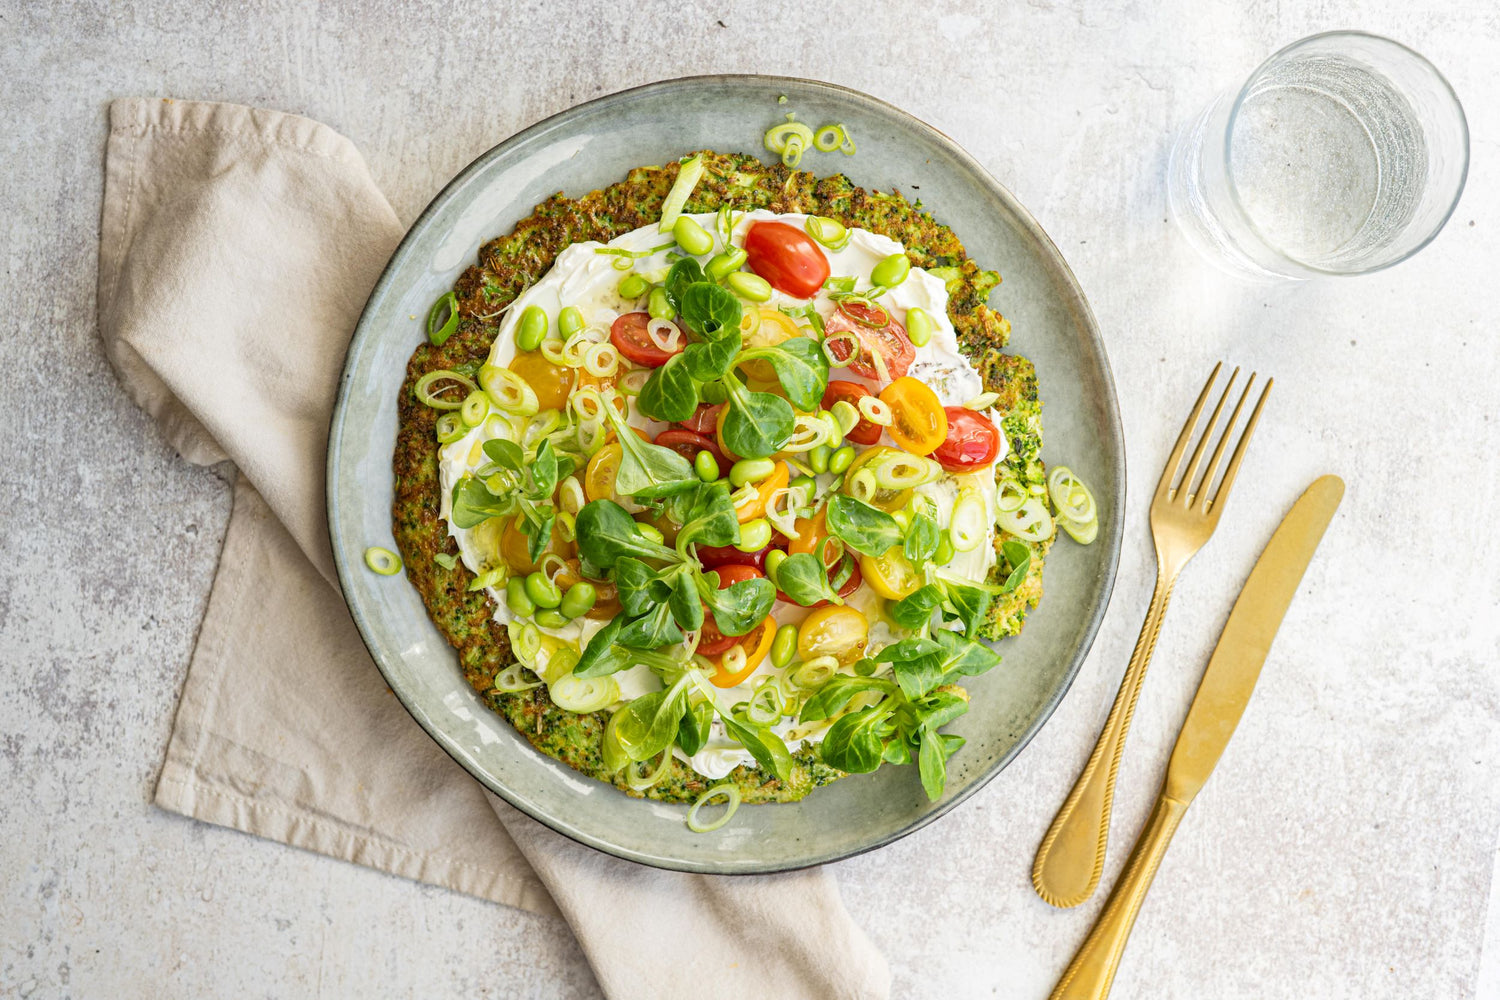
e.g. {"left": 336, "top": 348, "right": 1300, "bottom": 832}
{"left": 392, "top": 151, "right": 1049, "bottom": 804}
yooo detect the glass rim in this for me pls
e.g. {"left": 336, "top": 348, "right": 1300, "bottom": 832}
{"left": 1221, "top": 29, "right": 1470, "bottom": 277}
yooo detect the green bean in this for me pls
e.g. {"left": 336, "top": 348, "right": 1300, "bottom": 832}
{"left": 736, "top": 518, "right": 772, "bottom": 552}
{"left": 771, "top": 624, "right": 799, "bottom": 668}
{"left": 828, "top": 445, "right": 856, "bottom": 475}
{"left": 517, "top": 305, "right": 548, "bottom": 352}
{"left": 934, "top": 531, "right": 956, "bottom": 566}
{"left": 726, "top": 271, "right": 772, "bottom": 302}
{"left": 705, "top": 249, "right": 748, "bottom": 281}
{"left": 535, "top": 609, "right": 571, "bottom": 629}
{"left": 730, "top": 457, "right": 776, "bottom": 487}
{"left": 558, "top": 305, "right": 585, "bottom": 338}
{"left": 559, "top": 582, "right": 598, "bottom": 619}
{"left": 648, "top": 286, "right": 675, "bottom": 320}
{"left": 524, "top": 571, "right": 562, "bottom": 609}
{"left": 694, "top": 450, "right": 720, "bottom": 482}
{"left": 871, "top": 253, "right": 910, "bottom": 288}
{"left": 808, "top": 445, "right": 831, "bottom": 475}
{"left": 505, "top": 578, "right": 536, "bottom": 618}
{"left": 673, "top": 216, "right": 715, "bottom": 257}
{"left": 905, "top": 306, "right": 935, "bottom": 347}
{"left": 618, "top": 273, "right": 649, "bottom": 300}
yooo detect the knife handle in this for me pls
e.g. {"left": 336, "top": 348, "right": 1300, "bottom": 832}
{"left": 1048, "top": 792, "right": 1189, "bottom": 1000}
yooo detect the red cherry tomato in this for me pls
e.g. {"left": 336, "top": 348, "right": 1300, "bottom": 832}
{"left": 744, "top": 221, "right": 830, "bottom": 299}
{"left": 933, "top": 407, "right": 1003, "bottom": 472}
{"left": 697, "top": 564, "right": 766, "bottom": 655}
{"left": 697, "top": 536, "right": 787, "bottom": 572}
{"left": 653, "top": 428, "right": 725, "bottom": 469}
{"left": 676, "top": 403, "right": 724, "bottom": 435}
{"left": 821, "top": 381, "right": 883, "bottom": 445}
{"left": 610, "top": 312, "right": 683, "bottom": 368}
{"left": 824, "top": 301, "right": 914, "bottom": 382}
{"left": 777, "top": 555, "right": 863, "bottom": 608}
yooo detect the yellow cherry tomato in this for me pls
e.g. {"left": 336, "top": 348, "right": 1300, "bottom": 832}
{"left": 508, "top": 350, "right": 574, "bottom": 412}
{"left": 585, "top": 442, "right": 623, "bottom": 502}
{"left": 709, "top": 616, "right": 776, "bottom": 688}
{"left": 740, "top": 308, "right": 802, "bottom": 383}
{"left": 842, "top": 446, "right": 913, "bottom": 513}
{"left": 734, "top": 461, "right": 789, "bottom": 523}
{"left": 797, "top": 606, "right": 870, "bottom": 664}
{"left": 501, "top": 515, "right": 576, "bottom": 574}
{"left": 879, "top": 377, "right": 948, "bottom": 456}
{"left": 859, "top": 547, "right": 922, "bottom": 600}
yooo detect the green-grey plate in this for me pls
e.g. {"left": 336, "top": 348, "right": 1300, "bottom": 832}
{"left": 328, "top": 75, "right": 1123, "bottom": 873}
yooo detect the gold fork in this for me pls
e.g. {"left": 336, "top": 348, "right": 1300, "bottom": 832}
{"left": 1031, "top": 362, "right": 1271, "bottom": 908}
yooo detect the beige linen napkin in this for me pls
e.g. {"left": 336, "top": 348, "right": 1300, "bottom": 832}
{"left": 100, "top": 97, "right": 889, "bottom": 1000}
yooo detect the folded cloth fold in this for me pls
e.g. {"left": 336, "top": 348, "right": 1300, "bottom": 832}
{"left": 99, "top": 96, "right": 888, "bottom": 1000}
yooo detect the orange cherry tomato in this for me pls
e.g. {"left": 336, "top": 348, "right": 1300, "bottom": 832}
{"left": 789, "top": 508, "right": 839, "bottom": 564}
{"left": 734, "top": 461, "right": 789, "bottom": 523}
{"left": 879, "top": 377, "right": 948, "bottom": 456}
{"left": 698, "top": 565, "right": 767, "bottom": 656}
{"left": 584, "top": 442, "right": 624, "bottom": 502}
{"left": 500, "top": 515, "right": 576, "bottom": 574}
{"left": 509, "top": 350, "right": 574, "bottom": 411}
{"left": 707, "top": 616, "right": 776, "bottom": 688}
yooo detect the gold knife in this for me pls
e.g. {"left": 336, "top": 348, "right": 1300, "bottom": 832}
{"left": 1049, "top": 474, "right": 1344, "bottom": 1000}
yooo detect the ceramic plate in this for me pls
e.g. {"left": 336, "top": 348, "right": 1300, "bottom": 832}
{"left": 328, "top": 75, "right": 1123, "bottom": 873}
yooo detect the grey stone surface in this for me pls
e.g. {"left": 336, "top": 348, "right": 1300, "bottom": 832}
{"left": 2, "top": 1, "right": 1497, "bottom": 997}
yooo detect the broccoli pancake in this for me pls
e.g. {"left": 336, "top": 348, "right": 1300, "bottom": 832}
{"left": 392, "top": 151, "right": 1049, "bottom": 803}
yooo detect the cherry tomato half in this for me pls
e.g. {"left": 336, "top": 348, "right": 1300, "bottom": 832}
{"left": 734, "top": 461, "right": 790, "bottom": 523}
{"left": 821, "top": 381, "right": 883, "bottom": 446}
{"left": 933, "top": 406, "right": 1003, "bottom": 472}
{"left": 824, "top": 301, "right": 915, "bottom": 383}
{"left": 744, "top": 221, "right": 830, "bottom": 299}
{"left": 654, "top": 428, "right": 726, "bottom": 469}
{"left": 610, "top": 311, "right": 683, "bottom": 368}
{"left": 697, "top": 564, "right": 766, "bottom": 656}
{"left": 697, "top": 536, "right": 786, "bottom": 573}
{"left": 707, "top": 616, "right": 776, "bottom": 688}
{"left": 508, "top": 350, "right": 574, "bottom": 411}
{"left": 676, "top": 403, "right": 724, "bottom": 436}
{"left": 879, "top": 377, "right": 949, "bottom": 457}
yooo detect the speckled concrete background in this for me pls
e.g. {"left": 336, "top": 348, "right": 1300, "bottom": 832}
{"left": 2, "top": 1, "right": 1497, "bottom": 997}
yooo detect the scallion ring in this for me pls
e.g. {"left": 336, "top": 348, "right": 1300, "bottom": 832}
{"left": 730, "top": 484, "right": 759, "bottom": 514}
{"left": 414, "top": 369, "right": 477, "bottom": 411}
{"left": 786, "top": 413, "right": 834, "bottom": 452}
{"left": 616, "top": 369, "right": 650, "bottom": 396}
{"left": 846, "top": 469, "right": 877, "bottom": 505}
{"left": 583, "top": 342, "right": 620, "bottom": 378}
{"left": 658, "top": 154, "right": 706, "bottom": 234}
{"left": 805, "top": 216, "right": 851, "bottom": 251}
{"left": 1058, "top": 514, "right": 1098, "bottom": 544}
{"left": 964, "top": 391, "right": 1001, "bottom": 411}
{"left": 764, "top": 117, "right": 815, "bottom": 155}
{"left": 570, "top": 387, "right": 605, "bottom": 423}
{"left": 539, "top": 340, "right": 568, "bottom": 366}
{"left": 822, "top": 331, "right": 860, "bottom": 368}
{"left": 536, "top": 553, "right": 569, "bottom": 585}
{"left": 434, "top": 412, "right": 467, "bottom": 444}
{"left": 426, "top": 292, "right": 459, "bottom": 346}
{"left": 720, "top": 644, "right": 748, "bottom": 678}
{"left": 745, "top": 682, "right": 783, "bottom": 726}
{"left": 997, "top": 476, "right": 1028, "bottom": 514}
{"left": 576, "top": 418, "right": 606, "bottom": 455}
{"left": 765, "top": 489, "right": 802, "bottom": 540}
{"left": 813, "top": 124, "right": 847, "bottom": 152}
{"left": 558, "top": 475, "right": 585, "bottom": 515}
{"left": 1048, "top": 466, "right": 1098, "bottom": 525}
{"left": 364, "top": 546, "right": 401, "bottom": 575}
{"left": 647, "top": 317, "right": 683, "bottom": 353}
{"left": 548, "top": 673, "right": 620, "bottom": 714}
{"left": 997, "top": 498, "right": 1056, "bottom": 543}
{"left": 492, "top": 663, "right": 542, "bottom": 694}
{"left": 686, "top": 783, "right": 741, "bottom": 834}
{"left": 950, "top": 490, "right": 988, "bottom": 553}
{"left": 626, "top": 746, "right": 675, "bottom": 791}
{"left": 858, "top": 395, "right": 893, "bottom": 427}
{"left": 459, "top": 389, "right": 489, "bottom": 428}
{"left": 791, "top": 655, "right": 839, "bottom": 689}
{"left": 836, "top": 294, "right": 891, "bottom": 328}
{"left": 507, "top": 621, "right": 542, "bottom": 667}
{"left": 468, "top": 567, "right": 505, "bottom": 593}
{"left": 478, "top": 365, "right": 539, "bottom": 416}
{"left": 869, "top": 452, "right": 938, "bottom": 490}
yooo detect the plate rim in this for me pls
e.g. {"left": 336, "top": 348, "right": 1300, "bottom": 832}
{"left": 327, "top": 72, "right": 1125, "bottom": 873}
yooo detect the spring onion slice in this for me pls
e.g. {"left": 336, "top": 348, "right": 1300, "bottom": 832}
{"left": 963, "top": 391, "right": 1001, "bottom": 411}
{"left": 786, "top": 414, "right": 834, "bottom": 452}
{"left": 414, "top": 370, "right": 477, "bottom": 410}
{"left": 460, "top": 390, "right": 489, "bottom": 428}
{"left": 433, "top": 552, "right": 459, "bottom": 571}
{"left": 822, "top": 331, "right": 860, "bottom": 368}
{"left": 658, "top": 154, "right": 706, "bottom": 234}
{"left": 1047, "top": 466, "right": 1097, "bottom": 526}
{"left": 492, "top": 663, "right": 542, "bottom": 694}
{"left": 434, "top": 412, "right": 467, "bottom": 444}
{"left": 364, "top": 546, "right": 401, "bottom": 575}
{"left": 1058, "top": 514, "right": 1099, "bottom": 545}
{"left": 764, "top": 116, "right": 815, "bottom": 155}
{"left": 998, "top": 498, "right": 1055, "bottom": 543}
{"left": 847, "top": 469, "right": 877, "bottom": 505}
{"left": 427, "top": 292, "right": 459, "bottom": 346}
{"left": 478, "top": 365, "right": 539, "bottom": 416}
{"left": 583, "top": 343, "right": 620, "bottom": 378}
{"left": 949, "top": 490, "right": 988, "bottom": 552}
{"left": 647, "top": 317, "right": 683, "bottom": 352}
{"left": 745, "top": 682, "right": 783, "bottom": 726}
{"left": 570, "top": 386, "right": 605, "bottom": 423}
{"left": 870, "top": 452, "right": 938, "bottom": 490}
{"left": 539, "top": 340, "right": 568, "bottom": 366}
{"left": 858, "top": 396, "right": 893, "bottom": 427}
{"left": 468, "top": 567, "right": 504, "bottom": 592}
{"left": 508, "top": 621, "right": 542, "bottom": 667}
{"left": 626, "top": 746, "right": 675, "bottom": 791}
{"left": 813, "top": 124, "right": 847, "bottom": 152}
{"left": 805, "top": 216, "right": 851, "bottom": 251}
{"left": 791, "top": 656, "right": 839, "bottom": 689}
{"left": 618, "top": 369, "right": 651, "bottom": 396}
{"left": 686, "top": 783, "right": 742, "bottom": 833}
{"left": 549, "top": 673, "right": 620, "bottom": 714}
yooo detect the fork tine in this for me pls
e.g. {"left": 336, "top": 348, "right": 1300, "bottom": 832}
{"left": 1205, "top": 377, "right": 1272, "bottom": 515}
{"left": 1179, "top": 367, "right": 1239, "bottom": 507}
{"left": 1156, "top": 362, "right": 1223, "bottom": 500}
{"left": 1196, "top": 371, "right": 1257, "bottom": 509}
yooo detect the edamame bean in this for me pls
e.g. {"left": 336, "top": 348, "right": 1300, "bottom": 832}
{"left": 558, "top": 305, "right": 585, "bottom": 338}
{"left": 736, "top": 518, "right": 772, "bottom": 552}
{"left": 673, "top": 216, "right": 715, "bottom": 257}
{"left": 517, "top": 305, "right": 548, "bottom": 352}
{"left": 618, "top": 273, "right": 649, "bottom": 300}
{"left": 705, "top": 249, "right": 749, "bottom": 281}
{"left": 648, "top": 286, "right": 675, "bottom": 320}
{"left": 765, "top": 549, "right": 787, "bottom": 581}
{"left": 905, "top": 306, "right": 935, "bottom": 347}
{"left": 559, "top": 582, "right": 598, "bottom": 619}
{"left": 637, "top": 523, "right": 665, "bottom": 545}
{"left": 725, "top": 271, "right": 772, "bottom": 302}
{"left": 730, "top": 457, "right": 776, "bottom": 487}
{"left": 771, "top": 624, "right": 799, "bottom": 668}
{"left": 524, "top": 571, "right": 562, "bottom": 609}
{"left": 828, "top": 445, "right": 856, "bottom": 475}
{"left": 871, "top": 253, "right": 911, "bottom": 288}
{"left": 934, "top": 531, "right": 956, "bottom": 565}
{"left": 505, "top": 577, "right": 536, "bottom": 618}
{"left": 535, "top": 609, "right": 571, "bottom": 629}
{"left": 694, "top": 450, "right": 720, "bottom": 482}
{"left": 808, "top": 445, "right": 831, "bottom": 475}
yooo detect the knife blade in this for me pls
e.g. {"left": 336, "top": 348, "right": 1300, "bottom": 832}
{"left": 1163, "top": 473, "right": 1344, "bottom": 803}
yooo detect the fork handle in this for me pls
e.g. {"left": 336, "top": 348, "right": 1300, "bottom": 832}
{"left": 1032, "top": 568, "right": 1178, "bottom": 908}
{"left": 1048, "top": 791, "right": 1190, "bottom": 1000}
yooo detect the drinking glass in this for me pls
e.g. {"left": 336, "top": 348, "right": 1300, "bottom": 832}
{"left": 1168, "top": 31, "right": 1468, "bottom": 279}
